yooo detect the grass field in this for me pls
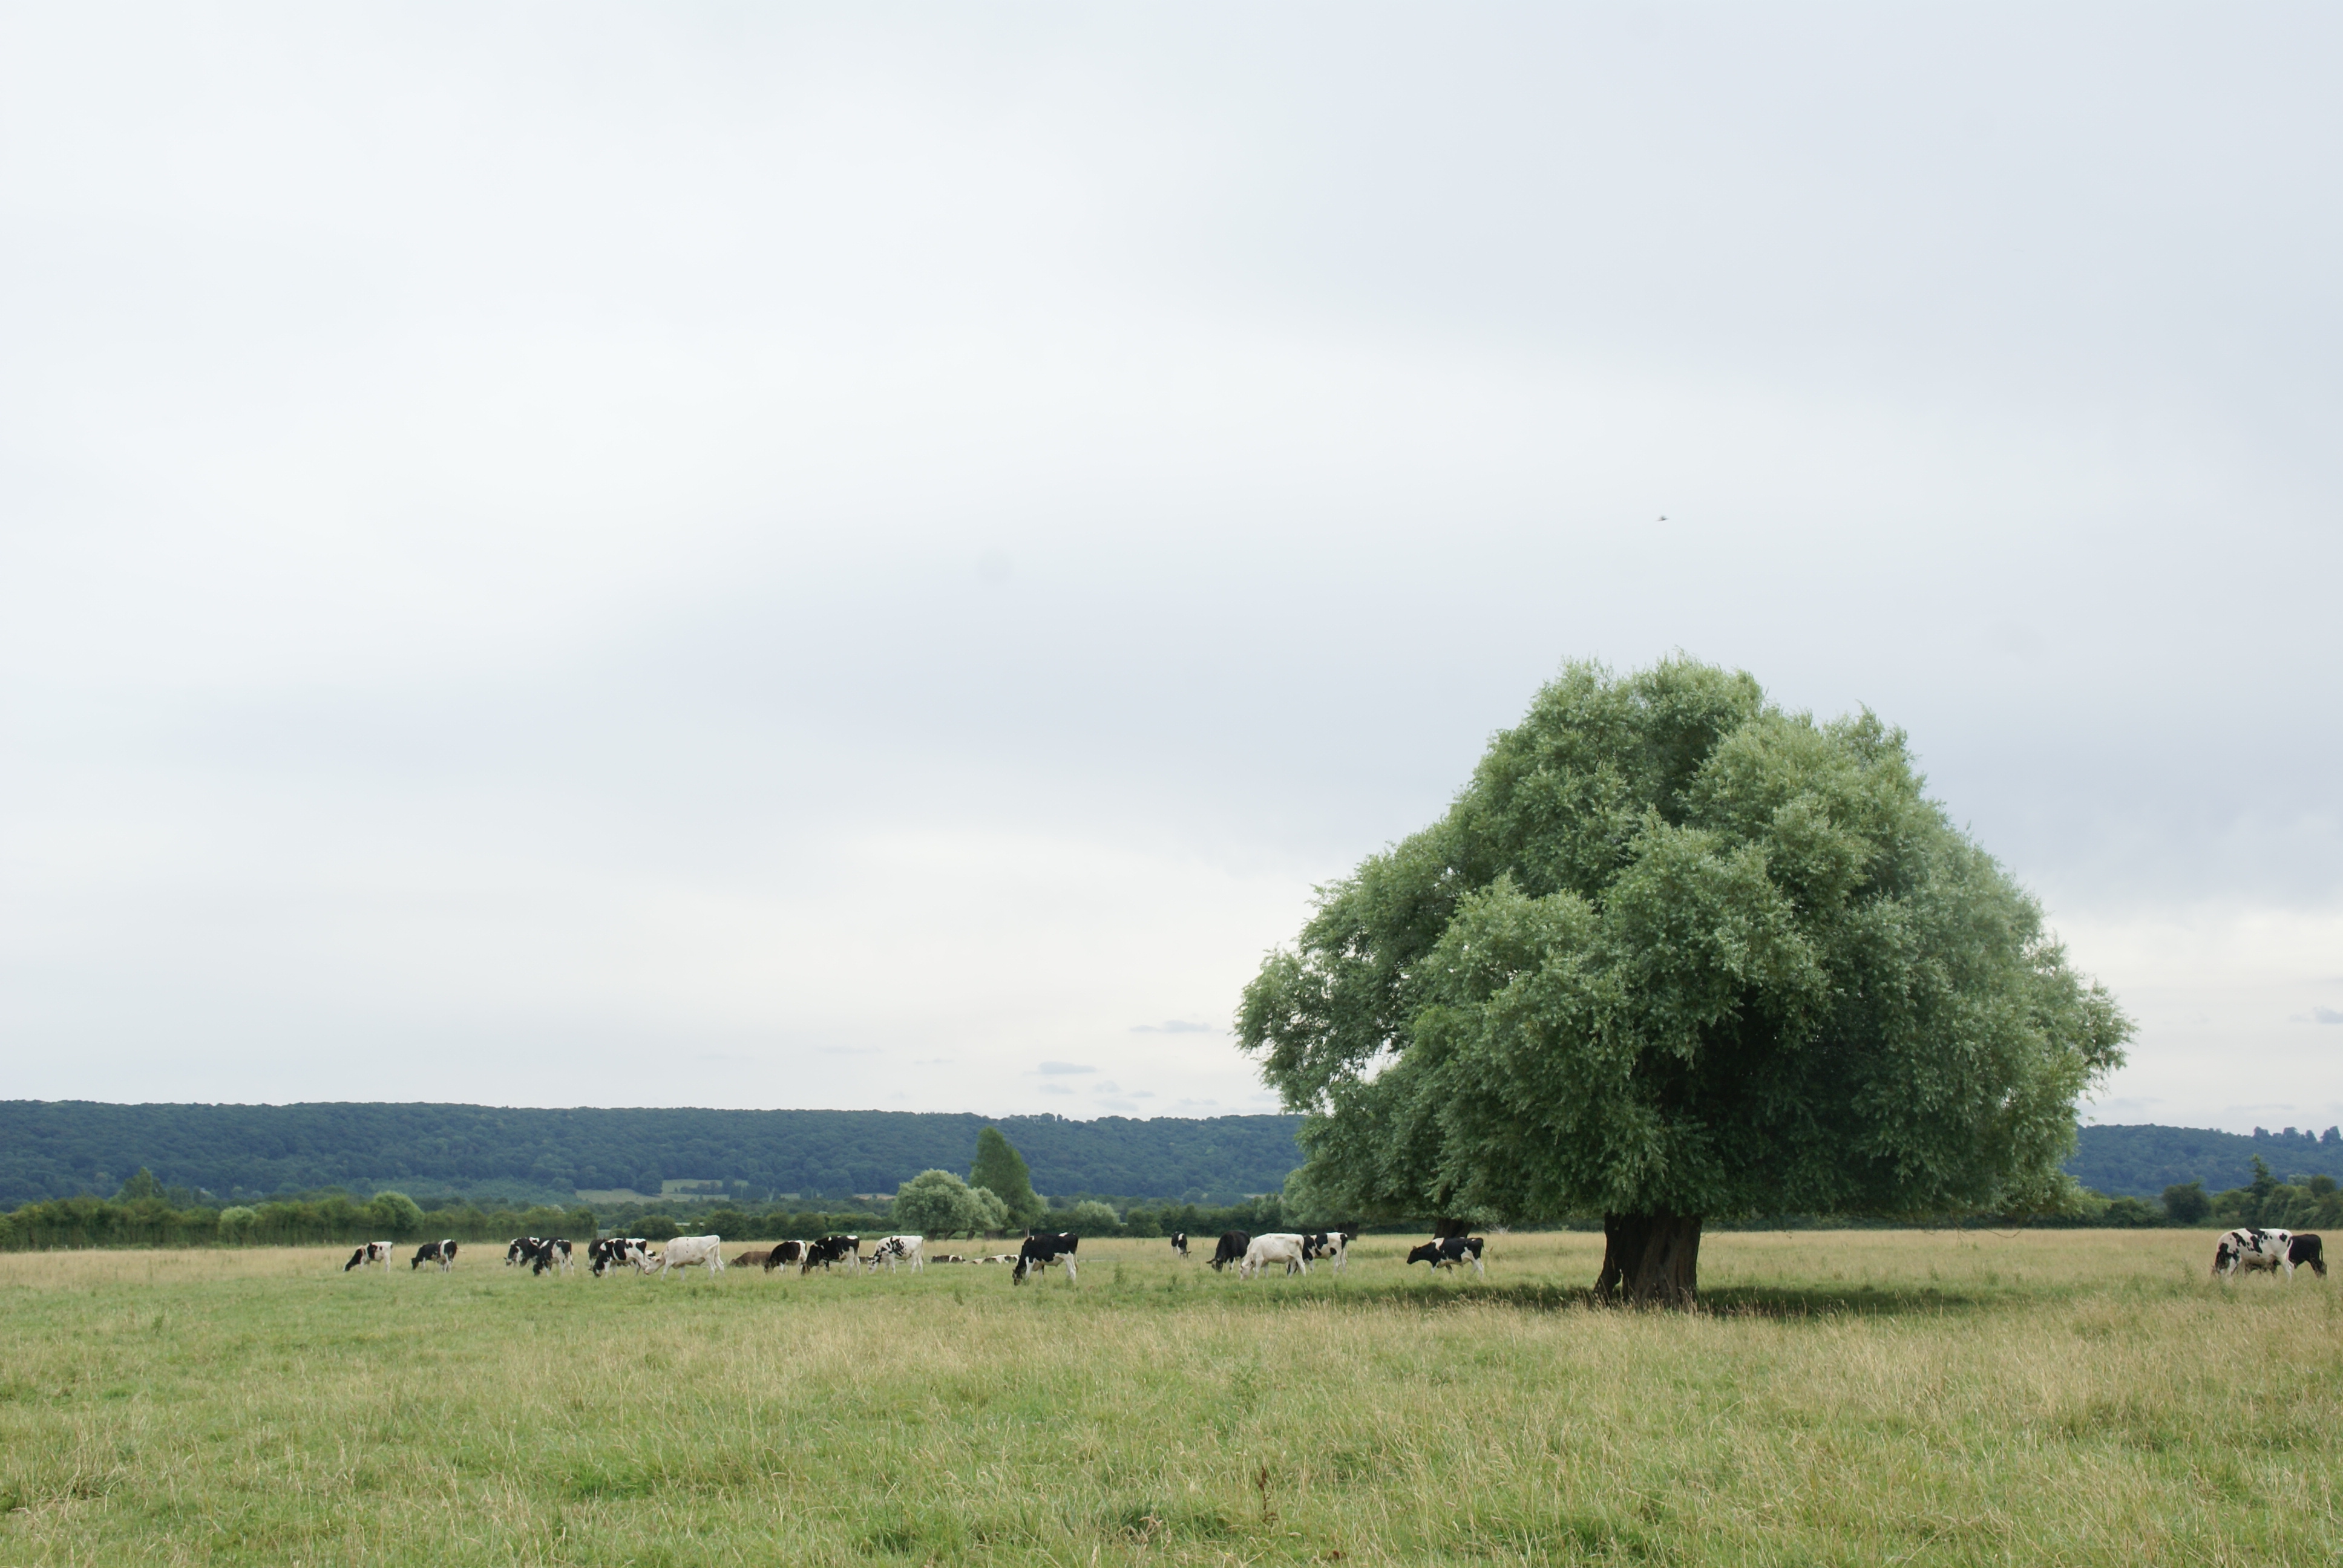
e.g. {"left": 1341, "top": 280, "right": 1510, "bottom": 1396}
{"left": 2, "top": 1230, "right": 2337, "bottom": 1566}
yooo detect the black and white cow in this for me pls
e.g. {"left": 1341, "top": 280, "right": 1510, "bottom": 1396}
{"left": 343, "top": 1240, "right": 394, "bottom": 1272}
{"left": 1208, "top": 1231, "right": 1250, "bottom": 1272}
{"left": 1012, "top": 1230, "right": 1079, "bottom": 1284}
{"left": 410, "top": 1240, "right": 457, "bottom": 1272}
{"left": 2214, "top": 1227, "right": 2327, "bottom": 1281}
{"left": 865, "top": 1235, "right": 925, "bottom": 1273}
{"left": 505, "top": 1236, "right": 543, "bottom": 1268}
{"left": 752, "top": 1240, "right": 807, "bottom": 1272}
{"left": 589, "top": 1237, "right": 653, "bottom": 1276}
{"left": 1406, "top": 1235, "right": 1487, "bottom": 1277}
{"left": 800, "top": 1234, "right": 861, "bottom": 1275}
{"left": 1170, "top": 1232, "right": 1189, "bottom": 1258}
{"left": 1299, "top": 1227, "right": 1357, "bottom": 1273}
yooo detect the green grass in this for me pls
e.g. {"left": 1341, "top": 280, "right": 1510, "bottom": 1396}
{"left": 2, "top": 1231, "right": 2338, "bottom": 1565}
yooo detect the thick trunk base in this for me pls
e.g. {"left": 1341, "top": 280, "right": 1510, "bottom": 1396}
{"left": 1596, "top": 1213, "right": 1702, "bottom": 1307}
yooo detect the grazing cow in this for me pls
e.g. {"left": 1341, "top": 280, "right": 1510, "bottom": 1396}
{"left": 865, "top": 1235, "right": 926, "bottom": 1273}
{"left": 1012, "top": 1231, "right": 1080, "bottom": 1284}
{"left": 589, "top": 1237, "right": 654, "bottom": 1276}
{"left": 342, "top": 1240, "right": 394, "bottom": 1272}
{"left": 505, "top": 1236, "right": 542, "bottom": 1268}
{"left": 762, "top": 1240, "right": 808, "bottom": 1272}
{"left": 1406, "top": 1235, "right": 1487, "bottom": 1276}
{"left": 1170, "top": 1232, "right": 1189, "bottom": 1259}
{"left": 2214, "top": 1227, "right": 2328, "bottom": 1281}
{"left": 509, "top": 1237, "right": 571, "bottom": 1275}
{"left": 410, "top": 1240, "right": 458, "bottom": 1272}
{"left": 1240, "top": 1233, "right": 1309, "bottom": 1279}
{"left": 1208, "top": 1231, "right": 1250, "bottom": 1272}
{"left": 654, "top": 1235, "right": 725, "bottom": 1276}
{"left": 799, "top": 1234, "right": 860, "bottom": 1275}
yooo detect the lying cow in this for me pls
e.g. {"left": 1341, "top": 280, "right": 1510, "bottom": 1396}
{"left": 1170, "top": 1232, "right": 1189, "bottom": 1258}
{"left": 800, "top": 1234, "right": 860, "bottom": 1275}
{"left": 1208, "top": 1231, "right": 1250, "bottom": 1272}
{"left": 654, "top": 1234, "right": 724, "bottom": 1276}
{"left": 1240, "top": 1233, "right": 1309, "bottom": 1279}
{"left": 1012, "top": 1230, "right": 1079, "bottom": 1284}
{"left": 2214, "top": 1227, "right": 2327, "bottom": 1281}
{"left": 865, "top": 1235, "right": 926, "bottom": 1273}
{"left": 1406, "top": 1235, "right": 1487, "bottom": 1276}
{"left": 410, "top": 1239, "right": 458, "bottom": 1272}
{"left": 589, "top": 1237, "right": 654, "bottom": 1276}
{"left": 343, "top": 1240, "right": 394, "bottom": 1272}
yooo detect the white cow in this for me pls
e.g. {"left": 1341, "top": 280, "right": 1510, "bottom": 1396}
{"left": 653, "top": 1234, "right": 726, "bottom": 1276}
{"left": 865, "top": 1235, "right": 925, "bottom": 1273}
{"left": 1240, "top": 1233, "right": 1309, "bottom": 1279}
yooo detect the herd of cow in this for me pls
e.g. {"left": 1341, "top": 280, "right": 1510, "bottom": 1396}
{"left": 340, "top": 1223, "right": 1496, "bottom": 1282}
{"left": 342, "top": 1223, "right": 2326, "bottom": 1284}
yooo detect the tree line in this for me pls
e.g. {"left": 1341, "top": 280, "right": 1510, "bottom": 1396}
{"left": 0, "top": 1102, "right": 1305, "bottom": 1209}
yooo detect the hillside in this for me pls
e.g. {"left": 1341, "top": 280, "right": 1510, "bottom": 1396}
{"left": 0, "top": 1102, "right": 1305, "bottom": 1209}
{"left": 2065, "top": 1122, "right": 2343, "bottom": 1198}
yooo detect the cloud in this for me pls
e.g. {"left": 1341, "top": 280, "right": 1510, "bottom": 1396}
{"left": 1040, "top": 1083, "right": 1076, "bottom": 1096}
{"left": 1093, "top": 1081, "right": 1121, "bottom": 1094}
{"left": 2317, "top": 1007, "right": 2343, "bottom": 1025}
{"left": 1036, "top": 1061, "right": 1095, "bottom": 1075}
{"left": 1093, "top": 1099, "right": 1141, "bottom": 1114}
{"left": 1132, "top": 1021, "right": 1218, "bottom": 1034}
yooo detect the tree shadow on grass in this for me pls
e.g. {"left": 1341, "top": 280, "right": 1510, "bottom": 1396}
{"left": 1336, "top": 1278, "right": 1998, "bottom": 1319}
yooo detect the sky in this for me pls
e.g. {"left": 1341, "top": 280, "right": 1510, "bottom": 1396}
{"left": 2, "top": 5, "right": 2338, "bottom": 1132}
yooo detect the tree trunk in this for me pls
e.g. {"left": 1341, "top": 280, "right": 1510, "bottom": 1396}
{"left": 1595, "top": 1212, "right": 1703, "bottom": 1307}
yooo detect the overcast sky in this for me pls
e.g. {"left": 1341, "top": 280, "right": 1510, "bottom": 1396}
{"left": 2, "top": 5, "right": 2337, "bottom": 1131}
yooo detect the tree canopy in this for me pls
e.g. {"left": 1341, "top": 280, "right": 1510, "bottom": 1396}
{"left": 971, "top": 1126, "right": 1044, "bottom": 1227}
{"left": 891, "top": 1169, "right": 1009, "bottom": 1238}
{"left": 1239, "top": 658, "right": 2130, "bottom": 1301}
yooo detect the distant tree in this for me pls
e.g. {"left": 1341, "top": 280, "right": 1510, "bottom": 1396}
{"left": 1067, "top": 1200, "right": 1120, "bottom": 1236}
{"left": 364, "top": 1191, "right": 425, "bottom": 1238}
{"left": 639, "top": 1214, "right": 680, "bottom": 1241}
{"left": 966, "top": 1186, "right": 1011, "bottom": 1236}
{"left": 971, "top": 1128, "right": 1043, "bottom": 1227}
{"left": 1242, "top": 658, "right": 2131, "bottom": 1305}
{"left": 2162, "top": 1181, "right": 2211, "bottom": 1226}
{"left": 893, "top": 1170, "right": 984, "bottom": 1238}
{"left": 116, "top": 1168, "right": 166, "bottom": 1203}
{"left": 2248, "top": 1155, "right": 2277, "bottom": 1203}
{"left": 217, "top": 1205, "right": 258, "bottom": 1243}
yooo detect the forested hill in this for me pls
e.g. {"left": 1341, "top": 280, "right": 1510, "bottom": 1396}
{"left": 0, "top": 1102, "right": 1305, "bottom": 1209}
{"left": 2066, "top": 1123, "right": 2343, "bottom": 1198}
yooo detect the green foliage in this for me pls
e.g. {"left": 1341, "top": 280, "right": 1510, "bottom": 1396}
{"left": 892, "top": 1169, "right": 999, "bottom": 1238}
{"left": 0, "top": 1102, "right": 1304, "bottom": 1210}
{"left": 1242, "top": 658, "right": 2131, "bottom": 1226}
{"left": 2064, "top": 1123, "right": 2343, "bottom": 1197}
{"left": 971, "top": 1126, "right": 1044, "bottom": 1227}
{"left": 217, "top": 1205, "right": 258, "bottom": 1243}
{"left": 2163, "top": 1182, "right": 2211, "bottom": 1225}
{"left": 365, "top": 1190, "right": 426, "bottom": 1238}
{"left": 115, "top": 1166, "right": 166, "bottom": 1202}
{"left": 1067, "top": 1200, "right": 1121, "bottom": 1235}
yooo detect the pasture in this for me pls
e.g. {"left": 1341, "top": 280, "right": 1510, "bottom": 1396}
{"left": 1, "top": 1230, "right": 2336, "bottom": 1566}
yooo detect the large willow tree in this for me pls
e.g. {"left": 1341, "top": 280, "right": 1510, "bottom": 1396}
{"left": 1239, "top": 659, "right": 2129, "bottom": 1304}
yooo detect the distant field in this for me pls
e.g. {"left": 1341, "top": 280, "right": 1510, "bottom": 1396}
{"left": 2, "top": 1231, "right": 2336, "bottom": 1566}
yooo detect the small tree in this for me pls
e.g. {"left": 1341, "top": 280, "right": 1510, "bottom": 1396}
{"left": 1242, "top": 658, "right": 2131, "bottom": 1305}
{"left": 971, "top": 1127, "right": 1044, "bottom": 1227}
{"left": 217, "top": 1206, "right": 258, "bottom": 1244}
{"left": 116, "top": 1168, "right": 166, "bottom": 1203}
{"left": 967, "top": 1186, "right": 1011, "bottom": 1236}
{"left": 1068, "top": 1200, "right": 1120, "bottom": 1236}
{"left": 893, "top": 1169, "right": 983, "bottom": 1238}
{"left": 2163, "top": 1181, "right": 2211, "bottom": 1226}
{"left": 365, "top": 1191, "right": 425, "bottom": 1238}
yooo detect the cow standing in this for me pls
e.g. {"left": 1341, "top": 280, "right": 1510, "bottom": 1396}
{"left": 1012, "top": 1231, "right": 1079, "bottom": 1284}
{"left": 342, "top": 1241, "right": 394, "bottom": 1272}
{"left": 1239, "top": 1233, "right": 1308, "bottom": 1279}
{"left": 1208, "top": 1231, "right": 1250, "bottom": 1272}
{"left": 2214, "top": 1227, "right": 2327, "bottom": 1281}
{"left": 410, "top": 1240, "right": 458, "bottom": 1272}
{"left": 589, "top": 1238, "right": 654, "bottom": 1276}
{"left": 865, "top": 1235, "right": 926, "bottom": 1273}
{"left": 1170, "top": 1232, "right": 1189, "bottom": 1258}
{"left": 505, "top": 1236, "right": 542, "bottom": 1268}
{"left": 653, "top": 1235, "right": 725, "bottom": 1276}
